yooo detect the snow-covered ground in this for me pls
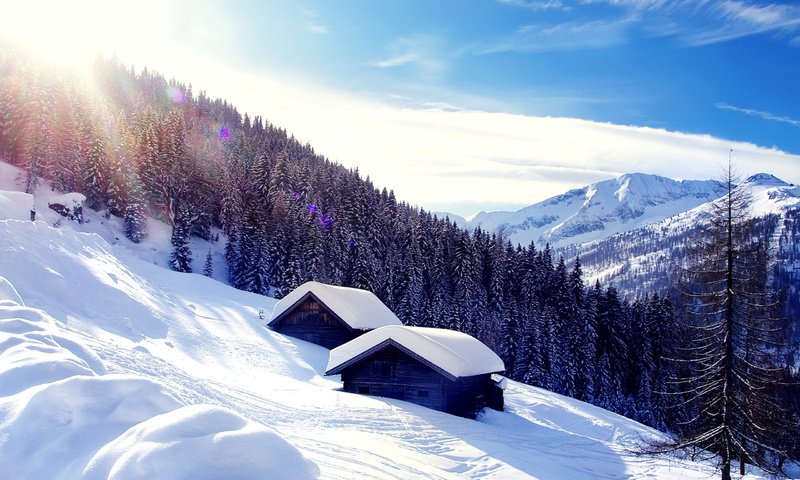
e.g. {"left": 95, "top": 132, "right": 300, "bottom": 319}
{"left": 0, "top": 163, "right": 778, "bottom": 479}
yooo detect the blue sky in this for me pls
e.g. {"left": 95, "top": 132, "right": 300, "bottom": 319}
{"left": 2, "top": 0, "right": 799, "bottom": 215}
{"left": 206, "top": 0, "right": 800, "bottom": 152}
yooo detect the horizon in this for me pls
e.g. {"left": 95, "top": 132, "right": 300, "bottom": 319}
{"left": 2, "top": 0, "right": 799, "bottom": 217}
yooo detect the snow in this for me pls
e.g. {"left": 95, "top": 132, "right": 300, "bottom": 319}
{"left": 459, "top": 172, "right": 726, "bottom": 247}
{"left": 0, "top": 162, "right": 785, "bottom": 479}
{"left": 83, "top": 404, "right": 319, "bottom": 480}
{"left": 327, "top": 325, "right": 505, "bottom": 379}
{"left": 0, "top": 190, "right": 33, "bottom": 221}
{"left": 271, "top": 281, "right": 402, "bottom": 331}
{"left": 49, "top": 191, "right": 86, "bottom": 207}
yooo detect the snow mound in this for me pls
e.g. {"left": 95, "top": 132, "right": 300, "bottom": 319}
{"left": 0, "top": 375, "right": 183, "bottom": 480}
{"left": 0, "top": 291, "right": 319, "bottom": 480}
{"left": 49, "top": 191, "right": 86, "bottom": 207}
{"left": 0, "top": 301, "right": 107, "bottom": 396}
{"left": 271, "top": 281, "right": 402, "bottom": 331}
{"left": 0, "top": 190, "right": 33, "bottom": 221}
{"left": 327, "top": 325, "right": 504, "bottom": 378}
{"left": 83, "top": 404, "right": 320, "bottom": 480}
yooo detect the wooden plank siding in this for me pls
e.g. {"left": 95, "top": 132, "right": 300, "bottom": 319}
{"left": 339, "top": 344, "right": 501, "bottom": 418}
{"left": 341, "top": 344, "right": 448, "bottom": 412}
{"left": 270, "top": 296, "right": 364, "bottom": 349}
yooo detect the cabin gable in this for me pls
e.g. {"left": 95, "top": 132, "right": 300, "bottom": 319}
{"left": 269, "top": 293, "right": 363, "bottom": 349}
{"left": 338, "top": 344, "right": 449, "bottom": 412}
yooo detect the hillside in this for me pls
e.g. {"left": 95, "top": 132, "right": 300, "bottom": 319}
{"left": 0, "top": 187, "right": 744, "bottom": 479}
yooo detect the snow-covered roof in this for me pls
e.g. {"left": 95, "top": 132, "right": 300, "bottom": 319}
{"left": 269, "top": 281, "right": 402, "bottom": 331}
{"left": 326, "top": 325, "right": 505, "bottom": 379}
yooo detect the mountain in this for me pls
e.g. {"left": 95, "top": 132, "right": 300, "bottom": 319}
{"left": 562, "top": 173, "right": 800, "bottom": 301}
{"left": 460, "top": 173, "right": 726, "bottom": 248}
{"left": 0, "top": 185, "right": 739, "bottom": 480}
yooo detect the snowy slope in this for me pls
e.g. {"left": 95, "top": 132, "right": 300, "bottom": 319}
{"left": 461, "top": 173, "right": 725, "bottom": 247}
{"left": 0, "top": 209, "right": 750, "bottom": 480}
{"left": 0, "top": 169, "right": 774, "bottom": 478}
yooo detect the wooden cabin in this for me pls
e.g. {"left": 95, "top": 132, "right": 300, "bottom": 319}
{"left": 268, "top": 281, "right": 402, "bottom": 349}
{"left": 326, "top": 325, "right": 505, "bottom": 419}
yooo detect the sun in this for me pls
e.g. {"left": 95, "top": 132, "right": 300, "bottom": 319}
{"left": 0, "top": 0, "right": 165, "bottom": 75}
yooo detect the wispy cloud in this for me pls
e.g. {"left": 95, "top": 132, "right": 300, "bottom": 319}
{"left": 303, "top": 9, "right": 329, "bottom": 35}
{"left": 373, "top": 53, "right": 419, "bottom": 68}
{"left": 486, "top": 1, "right": 800, "bottom": 52}
{"left": 496, "top": 0, "right": 568, "bottom": 11}
{"left": 371, "top": 34, "right": 449, "bottom": 81}
{"left": 475, "top": 16, "right": 636, "bottom": 54}
{"left": 681, "top": 1, "right": 800, "bottom": 45}
{"left": 715, "top": 102, "right": 800, "bottom": 127}
{"left": 308, "top": 23, "right": 329, "bottom": 34}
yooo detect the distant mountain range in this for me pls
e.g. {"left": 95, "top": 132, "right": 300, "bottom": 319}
{"left": 439, "top": 172, "right": 798, "bottom": 249}
{"left": 440, "top": 172, "right": 800, "bottom": 319}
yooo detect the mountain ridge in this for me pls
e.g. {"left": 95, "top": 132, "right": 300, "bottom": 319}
{"left": 446, "top": 171, "right": 796, "bottom": 248}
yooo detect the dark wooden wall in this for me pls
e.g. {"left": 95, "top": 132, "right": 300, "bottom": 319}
{"left": 340, "top": 344, "right": 503, "bottom": 418}
{"left": 271, "top": 297, "right": 362, "bottom": 349}
{"left": 341, "top": 345, "right": 447, "bottom": 411}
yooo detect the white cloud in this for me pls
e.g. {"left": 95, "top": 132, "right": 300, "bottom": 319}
{"left": 308, "top": 23, "right": 329, "bottom": 34}
{"left": 496, "top": 0, "right": 568, "bottom": 11}
{"left": 494, "top": 0, "right": 800, "bottom": 49}
{"left": 371, "top": 34, "right": 448, "bottom": 81}
{"left": 119, "top": 47, "right": 797, "bottom": 217}
{"left": 373, "top": 53, "right": 420, "bottom": 68}
{"left": 716, "top": 103, "right": 800, "bottom": 127}
{"left": 475, "top": 16, "right": 637, "bottom": 54}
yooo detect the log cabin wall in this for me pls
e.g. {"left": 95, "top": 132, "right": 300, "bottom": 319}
{"left": 271, "top": 296, "right": 363, "bottom": 349}
{"left": 340, "top": 345, "right": 448, "bottom": 412}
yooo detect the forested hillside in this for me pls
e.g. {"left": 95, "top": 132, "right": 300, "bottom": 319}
{"left": 0, "top": 46, "right": 795, "bottom": 446}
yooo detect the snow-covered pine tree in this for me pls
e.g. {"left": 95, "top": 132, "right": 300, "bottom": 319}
{"left": 82, "top": 122, "right": 108, "bottom": 209}
{"left": 169, "top": 206, "right": 192, "bottom": 273}
{"left": 203, "top": 250, "right": 213, "bottom": 277}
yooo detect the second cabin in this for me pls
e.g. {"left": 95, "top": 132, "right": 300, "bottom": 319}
{"left": 326, "top": 325, "right": 505, "bottom": 418}
{"left": 268, "top": 281, "right": 402, "bottom": 349}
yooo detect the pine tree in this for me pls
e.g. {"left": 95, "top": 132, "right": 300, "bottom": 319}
{"left": 203, "top": 250, "right": 214, "bottom": 277}
{"left": 82, "top": 123, "right": 108, "bottom": 209}
{"left": 123, "top": 175, "right": 148, "bottom": 243}
{"left": 169, "top": 206, "right": 192, "bottom": 273}
{"left": 657, "top": 161, "right": 795, "bottom": 479}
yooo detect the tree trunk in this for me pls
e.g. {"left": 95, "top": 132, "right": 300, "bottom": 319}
{"left": 721, "top": 458, "right": 731, "bottom": 480}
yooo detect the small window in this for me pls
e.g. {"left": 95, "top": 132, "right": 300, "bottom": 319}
{"left": 358, "top": 386, "right": 370, "bottom": 394}
{"left": 417, "top": 390, "right": 429, "bottom": 398}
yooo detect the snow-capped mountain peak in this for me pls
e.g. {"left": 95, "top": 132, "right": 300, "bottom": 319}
{"left": 745, "top": 173, "right": 792, "bottom": 187}
{"left": 463, "top": 173, "right": 725, "bottom": 247}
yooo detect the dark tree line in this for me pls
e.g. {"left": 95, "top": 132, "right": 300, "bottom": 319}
{"left": 1, "top": 47, "right": 797, "bottom": 469}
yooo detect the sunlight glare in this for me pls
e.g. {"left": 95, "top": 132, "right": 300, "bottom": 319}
{"left": 0, "top": 0, "right": 166, "bottom": 75}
